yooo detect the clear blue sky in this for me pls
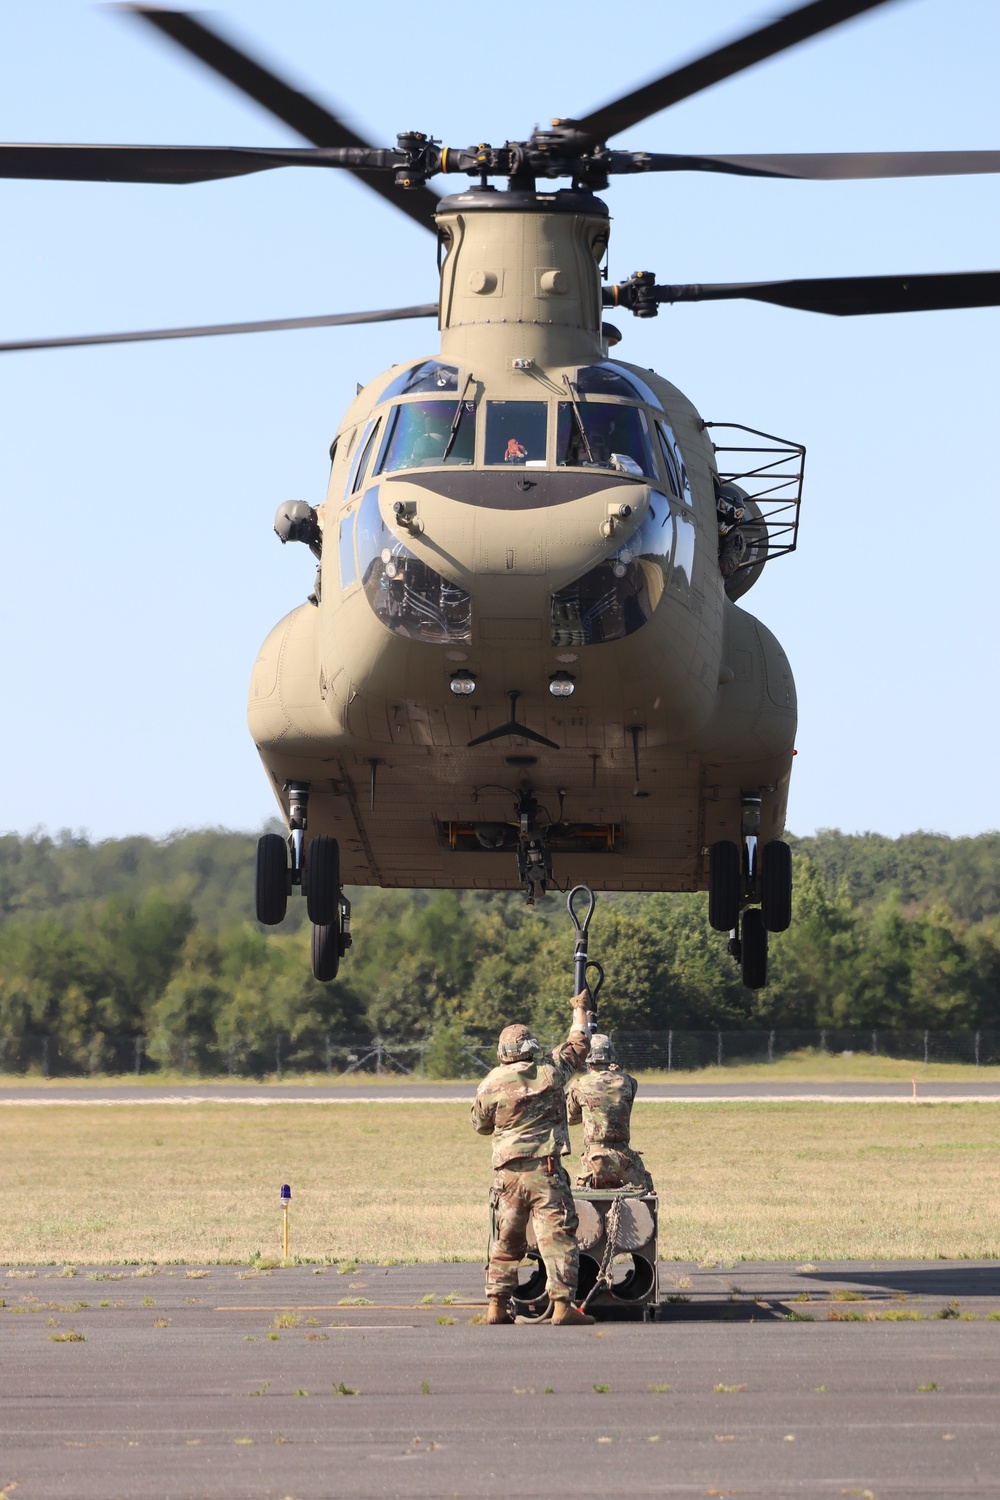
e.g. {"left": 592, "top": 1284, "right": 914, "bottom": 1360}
{"left": 1, "top": 0, "right": 997, "bottom": 843}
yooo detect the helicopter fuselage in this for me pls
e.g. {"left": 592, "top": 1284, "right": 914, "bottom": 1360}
{"left": 248, "top": 188, "right": 796, "bottom": 894}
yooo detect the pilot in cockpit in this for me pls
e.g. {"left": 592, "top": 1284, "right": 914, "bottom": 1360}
{"left": 564, "top": 406, "right": 629, "bottom": 467}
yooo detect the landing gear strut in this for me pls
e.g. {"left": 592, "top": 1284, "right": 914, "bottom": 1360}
{"left": 708, "top": 791, "right": 792, "bottom": 991}
{"left": 253, "top": 781, "right": 352, "bottom": 980}
{"left": 515, "top": 790, "right": 552, "bottom": 904}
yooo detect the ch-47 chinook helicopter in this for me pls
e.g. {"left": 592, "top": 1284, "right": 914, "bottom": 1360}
{"left": 4, "top": 0, "right": 1000, "bottom": 989}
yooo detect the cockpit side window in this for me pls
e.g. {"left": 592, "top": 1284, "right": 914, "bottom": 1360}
{"left": 349, "top": 418, "right": 381, "bottom": 495}
{"left": 339, "top": 509, "right": 357, "bottom": 590}
{"left": 376, "top": 399, "right": 475, "bottom": 474}
{"left": 654, "top": 420, "right": 693, "bottom": 506}
{"left": 556, "top": 402, "right": 656, "bottom": 478}
{"left": 654, "top": 422, "right": 680, "bottom": 497}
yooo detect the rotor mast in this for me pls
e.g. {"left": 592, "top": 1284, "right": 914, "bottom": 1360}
{"left": 435, "top": 187, "right": 610, "bottom": 370}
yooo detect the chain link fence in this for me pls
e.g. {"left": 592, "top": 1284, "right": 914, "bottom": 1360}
{"left": 2, "top": 1027, "right": 999, "bottom": 1078}
{"left": 612, "top": 1027, "right": 998, "bottom": 1073}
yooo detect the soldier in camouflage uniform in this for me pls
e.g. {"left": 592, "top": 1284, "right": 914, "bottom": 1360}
{"left": 471, "top": 993, "right": 594, "bottom": 1326}
{"left": 565, "top": 1034, "right": 654, "bottom": 1192}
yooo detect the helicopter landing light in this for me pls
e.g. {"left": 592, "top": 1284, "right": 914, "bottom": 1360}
{"left": 449, "top": 671, "right": 477, "bottom": 696}
{"left": 548, "top": 672, "right": 576, "bottom": 698}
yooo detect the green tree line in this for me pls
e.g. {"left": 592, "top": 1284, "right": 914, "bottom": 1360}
{"left": 0, "top": 828, "right": 997, "bottom": 1073}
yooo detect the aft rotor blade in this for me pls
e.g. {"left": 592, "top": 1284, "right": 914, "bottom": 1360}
{"left": 574, "top": 0, "right": 901, "bottom": 143}
{"left": 120, "top": 5, "right": 441, "bottom": 231}
{"left": 0, "top": 142, "right": 372, "bottom": 185}
{"left": 658, "top": 270, "right": 1000, "bottom": 316}
{"left": 0, "top": 303, "right": 440, "bottom": 354}
{"left": 620, "top": 149, "right": 1000, "bottom": 182}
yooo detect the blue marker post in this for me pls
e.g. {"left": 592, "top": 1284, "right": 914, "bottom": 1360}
{"left": 280, "top": 1183, "right": 291, "bottom": 1261}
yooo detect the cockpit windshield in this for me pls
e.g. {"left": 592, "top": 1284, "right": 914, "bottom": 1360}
{"left": 484, "top": 401, "right": 548, "bottom": 466}
{"left": 556, "top": 402, "right": 656, "bottom": 478}
{"left": 376, "top": 399, "right": 475, "bottom": 474}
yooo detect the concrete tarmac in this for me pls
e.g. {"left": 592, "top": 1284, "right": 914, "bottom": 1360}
{"left": 4, "top": 1260, "right": 1000, "bottom": 1497}
{"left": 3, "top": 1080, "right": 1000, "bottom": 1104}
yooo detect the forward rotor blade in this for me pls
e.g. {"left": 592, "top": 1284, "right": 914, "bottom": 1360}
{"left": 0, "top": 303, "right": 439, "bottom": 354}
{"left": 620, "top": 149, "right": 1000, "bottom": 182}
{"left": 0, "top": 143, "right": 366, "bottom": 185}
{"left": 120, "top": 5, "right": 440, "bottom": 231}
{"left": 574, "top": 0, "right": 901, "bottom": 143}
{"left": 659, "top": 270, "right": 1000, "bottom": 316}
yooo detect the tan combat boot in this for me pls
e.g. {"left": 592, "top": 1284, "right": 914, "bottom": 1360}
{"left": 485, "top": 1294, "right": 514, "bottom": 1325}
{"left": 550, "top": 1300, "right": 595, "bottom": 1326}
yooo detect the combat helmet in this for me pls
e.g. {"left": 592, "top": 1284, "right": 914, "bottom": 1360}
{"left": 588, "top": 1033, "right": 618, "bottom": 1068}
{"left": 497, "top": 1023, "right": 540, "bottom": 1062}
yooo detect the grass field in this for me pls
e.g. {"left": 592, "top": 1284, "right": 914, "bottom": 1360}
{"left": 3, "top": 1051, "right": 999, "bottom": 1085}
{"left": 3, "top": 1102, "right": 1000, "bottom": 1266}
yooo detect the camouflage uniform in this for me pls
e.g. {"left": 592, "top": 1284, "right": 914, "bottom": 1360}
{"left": 471, "top": 1024, "right": 590, "bottom": 1302}
{"left": 565, "top": 1039, "right": 654, "bottom": 1192}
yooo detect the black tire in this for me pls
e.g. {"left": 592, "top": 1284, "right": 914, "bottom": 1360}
{"left": 305, "top": 835, "right": 340, "bottom": 926}
{"left": 740, "top": 907, "right": 768, "bottom": 990}
{"left": 311, "top": 919, "right": 341, "bottom": 982}
{"left": 760, "top": 839, "right": 793, "bottom": 932}
{"left": 708, "top": 840, "right": 741, "bottom": 931}
{"left": 255, "top": 834, "right": 288, "bottom": 926}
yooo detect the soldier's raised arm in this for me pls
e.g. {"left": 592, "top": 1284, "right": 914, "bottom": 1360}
{"left": 550, "top": 990, "right": 593, "bottom": 1077}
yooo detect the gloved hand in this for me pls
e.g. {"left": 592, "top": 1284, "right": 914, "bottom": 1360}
{"left": 571, "top": 992, "right": 596, "bottom": 1031}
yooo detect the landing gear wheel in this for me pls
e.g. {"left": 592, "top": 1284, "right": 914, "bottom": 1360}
{"left": 740, "top": 907, "right": 768, "bottom": 990}
{"left": 760, "top": 840, "right": 792, "bottom": 932}
{"left": 305, "top": 835, "right": 340, "bottom": 926}
{"left": 708, "top": 840, "right": 741, "bottom": 931}
{"left": 255, "top": 834, "right": 288, "bottom": 926}
{"left": 311, "top": 917, "right": 341, "bottom": 982}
